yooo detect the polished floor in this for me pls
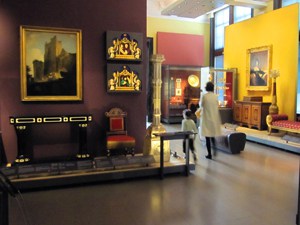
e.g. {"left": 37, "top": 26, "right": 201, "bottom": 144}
{"left": 9, "top": 124, "right": 299, "bottom": 225}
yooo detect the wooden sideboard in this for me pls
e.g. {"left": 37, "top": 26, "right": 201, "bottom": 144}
{"left": 233, "top": 101, "right": 271, "bottom": 130}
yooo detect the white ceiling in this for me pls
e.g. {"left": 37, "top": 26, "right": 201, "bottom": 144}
{"left": 147, "top": 0, "right": 268, "bottom": 23}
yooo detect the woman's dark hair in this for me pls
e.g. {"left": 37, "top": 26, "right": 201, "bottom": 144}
{"left": 190, "top": 103, "right": 197, "bottom": 113}
{"left": 205, "top": 82, "right": 214, "bottom": 92}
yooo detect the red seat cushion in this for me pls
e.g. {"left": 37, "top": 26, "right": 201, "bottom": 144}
{"left": 271, "top": 114, "right": 288, "bottom": 122}
{"left": 107, "top": 135, "right": 135, "bottom": 149}
{"left": 273, "top": 120, "right": 300, "bottom": 130}
{"left": 107, "top": 135, "right": 135, "bottom": 142}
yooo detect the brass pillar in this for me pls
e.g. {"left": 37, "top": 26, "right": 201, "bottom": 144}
{"left": 269, "top": 70, "right": 280, "bottom": 115}
{"left": 143, "top": 54, "right": 170, "bottom": 162}
{"left": 269, "top": 77, "right": 279, "bottom": 114}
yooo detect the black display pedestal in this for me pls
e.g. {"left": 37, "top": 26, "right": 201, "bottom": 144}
{"left": 0, "top": 191, "right": 8, "bottom": 225}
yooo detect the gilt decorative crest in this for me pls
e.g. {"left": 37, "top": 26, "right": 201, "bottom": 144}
{"left": 107, "top": 32, "right": 142, "bottom": 60}
{"left": 107, "top": 65, "right": 141, "bottom": 92}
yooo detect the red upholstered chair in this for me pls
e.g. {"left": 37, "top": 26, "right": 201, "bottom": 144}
{"left": 105, "top": 108, "right": 135, "bottom": 157}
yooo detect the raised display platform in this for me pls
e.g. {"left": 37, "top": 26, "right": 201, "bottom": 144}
{"left": 0, "top": 155, "right": 195, "bottom": 191}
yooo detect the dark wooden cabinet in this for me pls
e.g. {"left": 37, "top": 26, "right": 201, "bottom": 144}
{"left": 233, "top": 101, "right": 271, "bottom": 130}
{"left": 241, "top": 103, "right": 251, "bottom": 125}
{"left": 233, "top": 101, "right": 243, "bottom": 122}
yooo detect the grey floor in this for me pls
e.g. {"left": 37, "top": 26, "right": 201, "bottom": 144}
{"left": 9, "top": 124, "right": 300, "bottom": 225}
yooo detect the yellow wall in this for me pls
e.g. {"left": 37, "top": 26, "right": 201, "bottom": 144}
{"left": 224, "top": 4, "right": 299, "bottom": 120}
{"left": 147, "top": 17, "right": 210, "bottom": 66}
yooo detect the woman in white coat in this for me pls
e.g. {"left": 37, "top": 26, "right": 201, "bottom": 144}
{"left": 199, "top": 81, "right": 222, "bottom": 159}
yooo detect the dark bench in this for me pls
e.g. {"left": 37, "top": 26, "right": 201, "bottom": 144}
{"left": 212, "top": 131, "right": 246, "bottom": 154}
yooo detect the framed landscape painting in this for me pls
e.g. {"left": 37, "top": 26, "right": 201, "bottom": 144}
{"left": 246, "top": 45, "right": 272, "bottom": 91}
{"left": 20, "top": 26, "right": 82, "bottom": 101}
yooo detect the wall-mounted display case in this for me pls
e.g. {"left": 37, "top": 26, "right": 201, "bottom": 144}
{"left": 161, "top": 65, "right": 201, "bottom": 123}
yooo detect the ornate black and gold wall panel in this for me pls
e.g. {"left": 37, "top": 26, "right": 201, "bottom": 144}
{"left": 106, "top": 31, "right": 143, "bottom": 61}
{"left": 107, "top": 64, "right": 142, "bottom": 93}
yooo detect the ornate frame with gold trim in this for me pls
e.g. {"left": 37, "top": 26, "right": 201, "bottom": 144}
{"left": 20, "top": 25, "right": 82, "bottom": 101}
{"left": 106, "top": 31, "right": 142, "bottom": 61}
{"left": 246, "top": 45, "right": 272, "bottom": 91}
{"left": 107, "top": 64, "right": 142, "bottom": 92}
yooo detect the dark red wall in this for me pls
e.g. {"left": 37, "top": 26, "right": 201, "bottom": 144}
{"left": 157, "top": 32, "right": 204, "bottom": 66}
{"left": 0, "top": 0, "right": 147, "bottom": 162}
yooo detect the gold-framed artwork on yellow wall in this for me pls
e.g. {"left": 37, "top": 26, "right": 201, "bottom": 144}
{"left": 20, "top": 25, "right": 82, "bottom": 101}
{"left": 246, "top": 45, "right": 272, "bottom": 91}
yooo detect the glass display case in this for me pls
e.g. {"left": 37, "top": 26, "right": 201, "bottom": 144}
{"left": 200, "top": 67, "right": 237, "bottom": 123}
{"left": 161, "top": 65, "right": 201, "bottom": 123}
{"left": 200, "top": 67, "right": 237, "bottom": 108}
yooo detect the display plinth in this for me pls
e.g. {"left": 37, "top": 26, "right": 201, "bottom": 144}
{"left": 0, "top": 155, "right": 195, "bottom": 191}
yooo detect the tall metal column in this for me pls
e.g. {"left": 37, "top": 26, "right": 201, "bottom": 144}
{"left": 152, "top": 54, "right": 164, "bottom": 126}
{"left": 143, "top": 54, "right": 170, "bottom": 162}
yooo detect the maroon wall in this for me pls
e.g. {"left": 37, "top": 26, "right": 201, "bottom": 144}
{"left": 0, "top": 0, "right": 147, "bottom": 162}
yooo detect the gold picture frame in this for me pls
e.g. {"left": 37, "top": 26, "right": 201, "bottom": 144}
{"left": 20, "top": 25, "right": 82, "bottom": 101}
{"left": 246, "top": 45, "right": 272, "bottom": 91}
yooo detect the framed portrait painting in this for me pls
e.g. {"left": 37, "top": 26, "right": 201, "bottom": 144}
{"left": 20, "top": 26, "right": 82, "bottom": 101}
{"left": 246, "top": 45, "right": 272, "bottom": 91}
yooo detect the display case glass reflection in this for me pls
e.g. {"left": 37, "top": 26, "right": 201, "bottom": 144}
{"left": 215, "top": 71, "right": 234, "bottom": 108}
{"left": 200, "top": 67, "right": 237, "bottom": 108}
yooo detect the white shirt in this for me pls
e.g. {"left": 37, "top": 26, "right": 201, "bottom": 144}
{"left": 181, "top": 118, "right": 198, "bottom": 138}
